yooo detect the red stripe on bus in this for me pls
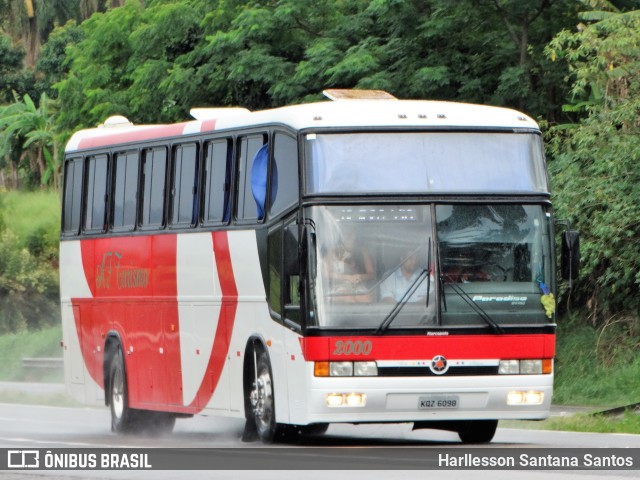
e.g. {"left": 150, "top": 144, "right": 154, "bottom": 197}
{"left": 301, "top": 334, "right": 556, "bottom": 361}
{"left": 200, "top": 119, "right": 217, "bottom": 132}
{"left": 77, "top": 123, "right": 190, "bottom": 150}
{"left": 187, "top": 231, "right": 239, "bottom": 410}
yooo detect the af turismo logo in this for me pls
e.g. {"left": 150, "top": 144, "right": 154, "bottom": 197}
{"left": 7, "top": 450, "right": 39, "bottom": 468}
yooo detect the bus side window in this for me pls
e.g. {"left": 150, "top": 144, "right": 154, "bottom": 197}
{"left": 267, "top": 226, "right": 283, "bottom": 319}
{"left": 62, "top": 158, "right": 83, "bottom": 235}
{"left": 112, "top": 150, "right": 139, "bottom": 232}
{"left": 237, "top": 134, "right": 267, "bottom": 222}
{"left": 270, "top": 133, "right": 298, "bottom": 218}
{"left": 170, "top": 143, "right": 198, "bottom": 227}
{"left": 203, "top": 139, "right": 232, "bottom": 225}
{"left": 83, "top": 154, "right": 109, "bottom": 233}
{"left": 267, "top": 219, "right": 301, "bottom": 328}
{"left": 140, "top": 147, "right": 167, "bottom": 228}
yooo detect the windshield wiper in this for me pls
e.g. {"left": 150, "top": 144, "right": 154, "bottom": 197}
{"left": 444, "top": 282, "right": 504, "bottom": 334}
{"left": 377, "top": 241, "right": 432, "bottom": 334}
{"left": 376, "top": 269, "right": 429, "bottom": 334}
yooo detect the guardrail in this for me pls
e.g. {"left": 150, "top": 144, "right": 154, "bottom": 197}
{"left": 22, "top": 357, "right": 64, "bottom": 370}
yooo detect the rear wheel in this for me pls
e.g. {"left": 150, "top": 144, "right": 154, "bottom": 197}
{"left": 109, "top": 345, "right": 136, "bottom": 433}
{"left": 457, "top": 420, "right": 498, "bottom": 444}
{"left": 109, "top": 344, "right": 175, "bottom": 435}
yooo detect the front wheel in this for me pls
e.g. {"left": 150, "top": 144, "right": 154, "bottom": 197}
{"left": 248, "top": 349, "right": 278, "bottom": 442}
{"left": 457, "top": 420, "right": 498, "bottom": 444}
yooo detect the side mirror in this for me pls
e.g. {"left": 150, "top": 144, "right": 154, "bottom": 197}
{"left": 561, "top": 230, "right": 580, "bottom": 281}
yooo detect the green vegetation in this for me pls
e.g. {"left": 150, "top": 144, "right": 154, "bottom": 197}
{"left": 0, "top": 324, "right": 62, "bottom": 382}
{"left": 543, "top": 411, "right": 640, "bottom": 435}
{"left": 554, "top": 314, "right": 640, "bottom": 407}
{"left": 0, "top": 190, "right": 60, "bottom": 333}
{"left": 504, "top": 411, "right": 640, "bottom": 435}
{"left": 0, "top": 389, "right": 79, "bottom": 407}
{"left": 546, "top": 8, "right": 640, "bottom": 323}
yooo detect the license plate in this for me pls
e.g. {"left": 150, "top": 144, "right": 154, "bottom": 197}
{"left": 418, "top": 395, "right": 459, "bottom": 409}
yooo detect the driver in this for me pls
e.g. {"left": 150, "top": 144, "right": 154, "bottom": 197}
{"left": 380, "top": 249, "right": 432, "bottom": 303}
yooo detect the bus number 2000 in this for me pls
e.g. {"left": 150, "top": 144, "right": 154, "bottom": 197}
{"left": 333, "top": 340, "right": 373, "bottom": 356}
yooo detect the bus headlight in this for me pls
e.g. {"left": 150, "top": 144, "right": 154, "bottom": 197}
{"left": 499, "top": 359, "right": 553, "bottom": 375}
{"left": 520, "top": 360, "right": 542, "bottom": 375}
{"left": 354, "top": 361, "right": 378, "bottom": 376}
{"left": 329, "top": 362, "right": 353, "bottom": 377}
{"left": 315, "top": 361, "right": 378, "bottom": 377}
{"left": 498, "top": 360, "right": 520, "bottom": 375}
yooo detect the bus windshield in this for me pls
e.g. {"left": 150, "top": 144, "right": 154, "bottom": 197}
{"left": 304, "top": 132, "right": 548, "bottom": 194}
{"left": 306, "top": 204, "right": 553, "bottom": 330}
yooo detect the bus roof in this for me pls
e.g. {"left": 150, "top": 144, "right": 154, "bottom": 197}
{"left": 65, "top": 96, "right": 539, "bottom": 153}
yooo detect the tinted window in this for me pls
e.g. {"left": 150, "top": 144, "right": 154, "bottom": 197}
{"left": 237, "top": 134, "right": 267, "bottom": 222}
{"left": 203, "top": 139, "right": 232, "bottom": 224}
{"left": 140, "top": 147, "right": 167, "bottom": 227}
{"left": 62, "top": 158, "right": 83, "bottom": 235}
{"left": 171, "top": 143, "right": 198, "bottom": 226}
{"left": 268, "top": 227, "right": 283, "bottom": 316}
{"left": 84, "top": 154, "right": 109, "bottom": 232}
{"left": 271, "top": 133, "right": 298, "bottom": 217}
{"left": 112, "top": 151, "right": 139, "bottom": 231}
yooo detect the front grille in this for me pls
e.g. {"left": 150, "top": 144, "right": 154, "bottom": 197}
{"left": 377, "top": 366, "right": 499, "bottom": 377}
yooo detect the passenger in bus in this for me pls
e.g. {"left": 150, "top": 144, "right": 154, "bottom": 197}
{"left": 380, "top": 248, "right": 433, "bottom": 303}
{"left": 324, "top": 229, "right": 375, "bottom": 303}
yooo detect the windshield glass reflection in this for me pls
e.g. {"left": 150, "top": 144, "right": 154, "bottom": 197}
{"left": 306, "top": 204, "right": 553, "bottom": 331}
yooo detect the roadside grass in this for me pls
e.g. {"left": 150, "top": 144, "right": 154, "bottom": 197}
{"left": 553, "top": 314, "right": 640, "bottom": 407}
{"left": 544, "top": 411, "right": 640, "bottom": 434}
{"left": 0, "top": 389, "right": 80, "bottom": 407}
{"left": 0, "top": 325, "right": 63, "bottom": 382}
{"left": 1, "top": 189, "right": 61, "bottom": 248}
{"left": 502, "top": 411, "right": 640, "bottom": 435}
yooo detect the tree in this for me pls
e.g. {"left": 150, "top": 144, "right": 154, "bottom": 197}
{"left": 0, "top": 92, "right": 58, "bottom": 188}
{"left": 546, "top": 7, "right": 640, "bottom": 323}
{"left": 0, "top": 33, "right": 35, "bottom": 103}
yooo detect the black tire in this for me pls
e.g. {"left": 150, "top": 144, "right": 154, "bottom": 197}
{"left": 246, "top": 347, "right": 290, "bottom": 443}
{"left": 109, "top": 345, "right": 136, "bottom": 433}
{"left": 109, "top": 345, "right": 176, "bottom": 435}
{"left": 457, "top": 420, "right": 498, "bottom": 444}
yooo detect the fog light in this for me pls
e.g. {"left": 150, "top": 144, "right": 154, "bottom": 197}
{"left": 507, "top": 390, "right": 545, "bottom": 405}
{"left": 525, "top": 390, "right": 544, "bottom": 405}
{"left": 345, "top": 393, "right": 366, "bottom": 407}
{"left": 326, "top": 393, "right": 344, "bottom": 407}
{"left": 507, "top": 391, "right": 525, "bottom": 405}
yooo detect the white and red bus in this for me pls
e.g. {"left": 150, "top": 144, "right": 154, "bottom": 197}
{"left": 60, "top": 90, "right": 577, "bottom": 443}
